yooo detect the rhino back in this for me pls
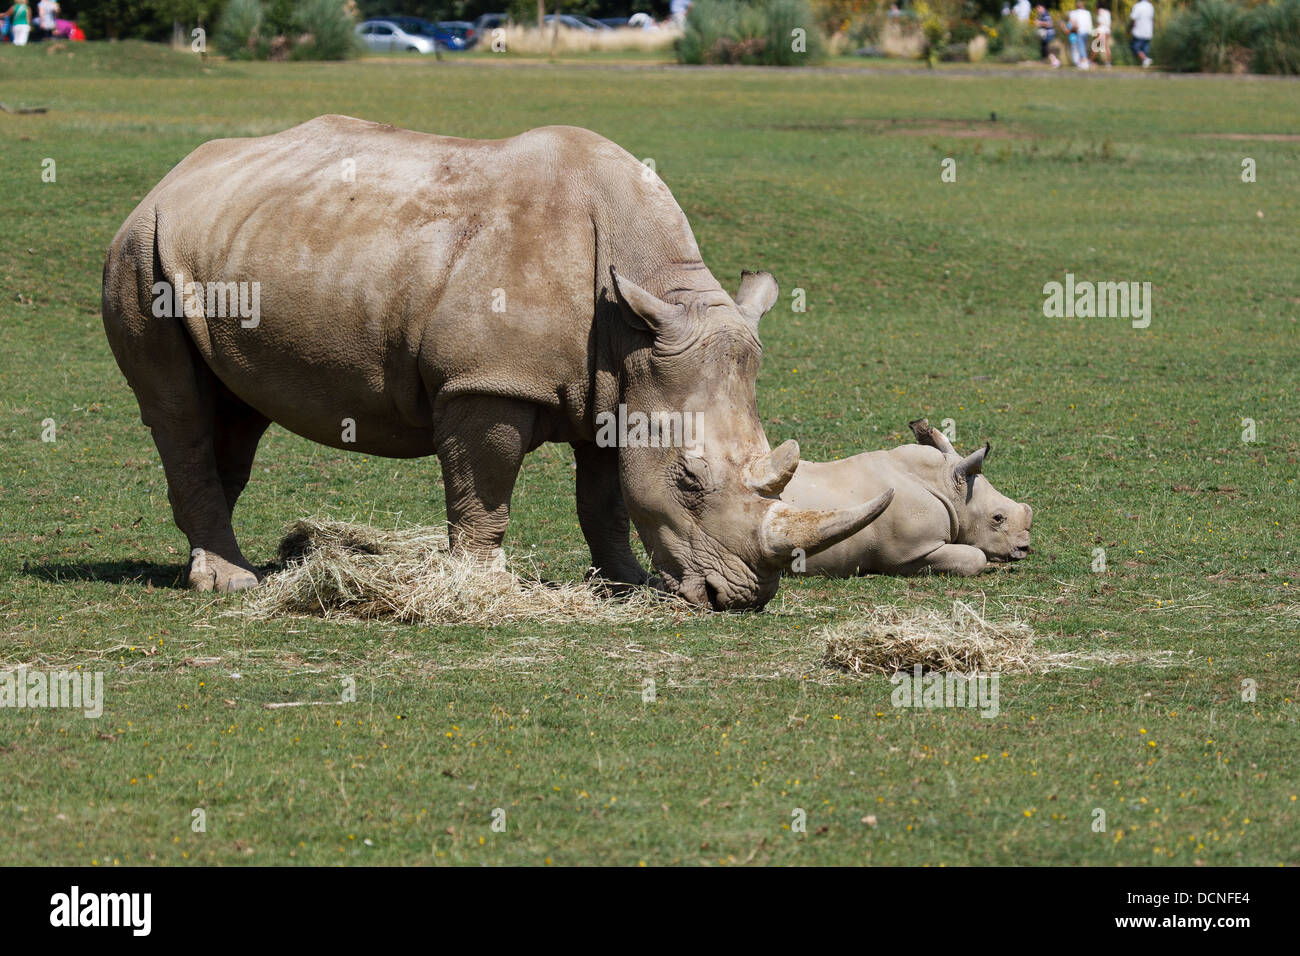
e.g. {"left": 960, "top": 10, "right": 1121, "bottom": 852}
{"left": 107, "top": 115, "right": 705, "bottom": 453}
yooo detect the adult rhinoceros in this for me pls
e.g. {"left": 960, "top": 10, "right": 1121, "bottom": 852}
{"left": 101, "top": 115, "right": 891, "bottom": 610}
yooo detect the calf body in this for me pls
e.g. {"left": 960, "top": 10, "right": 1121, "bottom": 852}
{"left": 784, "top": 420, "right": 1032, "bottom": 577}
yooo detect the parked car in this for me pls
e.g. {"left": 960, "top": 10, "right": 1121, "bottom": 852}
{"left": 597, "top": 17, "right": 630, "bottom": 28}
{"left": 374, "top": 15, "right": 468, "bottom": 50}
{"left": 356, "top": 20, "right": 440, "bottom": 53}
{"left": 436, "top": 20, "right": 478, "bottom": 49}
{"left": 542, "top": 14, "right": 607, "bottom": 31}
{"left": 473, "top": 12, "right": 509, "bottom": 39}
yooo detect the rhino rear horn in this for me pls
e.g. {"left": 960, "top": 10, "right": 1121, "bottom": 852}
{"left": 745, "top": 439, "right": 800, "bottom": 496}
{"left": 953, "top": 443, "right": 990, "bottom": 481}
{"left": 761, "top": 488, "right": 895, "bottom": 562}
{"left": 909, "top": 417, "right": 957, "bottom": 455}
{"left": 609, "top": 266, "right": 687, "bottom": 337}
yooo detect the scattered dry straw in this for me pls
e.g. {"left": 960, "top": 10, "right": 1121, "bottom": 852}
{"left": 240, "top": 519, "right": 691, "bottom": 627}
{"left": 823, "top": 601, "right": 1177, "bottom": 676}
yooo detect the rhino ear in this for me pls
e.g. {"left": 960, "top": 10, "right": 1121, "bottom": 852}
{"left": 910, "top": 417, "right": 957, "bottom": 455}
{"left": 609, "top": 267, "right": 687, "bottom": 337}
{"left": 735, "top": 271, "right": 779, "bottom": 326}
{"left": 953, "top": 443, "right": 990, "bottom": 483}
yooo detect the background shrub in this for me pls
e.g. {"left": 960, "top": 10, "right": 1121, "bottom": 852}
{"left": 1155, "top": 0, "right": 1252, "bottom": 72}
{"left": 215, "top": 0, "right": 265, "bottom": 58}
{"left": 1247, "top": 0, "right": 1300, "bottom": 74}
{"left": 678, "top": 0, "right": 827, "bottom": 65}
{"left": 292, "top": 0, "right": 362, "bottom": 59}
{"left": 215, "top": 0, "right": 358, "bottom": 59}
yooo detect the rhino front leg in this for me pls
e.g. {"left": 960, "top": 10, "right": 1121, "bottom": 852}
{"left": 917, "top": 543, "right": 988, "bottom": 576}
{"left": 573, "top": 442, "right": 650, "bottom": 587}
{"left": 435, "top": 396, "right": 537, "bottom": 568}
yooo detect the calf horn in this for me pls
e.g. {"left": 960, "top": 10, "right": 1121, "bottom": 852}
{"left": 954, "top": 443, "right": 990, "bottom": 481}
{"left": 745, "top": 439, "right": 801, "bottom": 496}
{"left": 761, "top": 488, "right": 895, "bottom": 561}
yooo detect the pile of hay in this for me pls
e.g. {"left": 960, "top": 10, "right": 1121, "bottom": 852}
{"left": 822, "top": 601, "right": 1175, "bottom": 676}
{"left": 240, "top": 519, "right": 690, "bottom": 627}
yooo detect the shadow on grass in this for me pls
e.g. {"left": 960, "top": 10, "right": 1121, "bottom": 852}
{"left": 21, "top": 559, "right": 187, "bottom": 588}
{"left": 19, "top": 558, "right": 275, "bottom": 588}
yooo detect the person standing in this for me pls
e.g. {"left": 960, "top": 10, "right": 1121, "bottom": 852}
{"left": 35, "top": 0, "right": 56, "bottom": 40}
{"left": 1093, "top": 3, "right": 1112, "bottom": 66}
{"left": 1129, "top": 0, "right": 1155, "bottom": 67}
{"left": 1014, "top": 0, "right": 1032, "bottom": 22}
{"left": 1068, "top": 0, "right": 1092, "bottom": 69}
{"left": 4, "top": 0, "right": 30, "bottom": 44}
{"left": 1034, "top": 5, "right": 1060, "bottom": 67}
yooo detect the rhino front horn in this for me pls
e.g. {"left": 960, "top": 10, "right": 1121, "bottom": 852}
{"left": 761, "top": 488, "right": 895, "bottom": 561}
{"left": 746, "top": 439, "right": 800, "bottom": 496}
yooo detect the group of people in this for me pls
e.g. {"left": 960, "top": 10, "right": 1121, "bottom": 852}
{"left": 1, "top": 0, "right": 66, "bottom": 46}
{"left": 1027, "top": 0, "right": 1155, "bottom": 69}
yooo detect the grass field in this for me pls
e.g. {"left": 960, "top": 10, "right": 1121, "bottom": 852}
{"left": 1, "top": 42, "right": 1297, "bottom": 866}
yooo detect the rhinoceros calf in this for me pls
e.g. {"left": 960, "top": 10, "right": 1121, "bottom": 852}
{"left": 782, "top": 419, "right": 1032, "bottom": 577}
{"left": 101, "top": 115, "right": 892, "bottom": 610}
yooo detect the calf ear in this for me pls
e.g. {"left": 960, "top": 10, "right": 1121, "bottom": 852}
{"left": 610, "top": 267, "right": 687, "bottom": 337}
{"left": 735, "top": 271, "right": 779, "bottom": 325}
{"left": 909, "top": 417, "right": 957, "bottom": 454}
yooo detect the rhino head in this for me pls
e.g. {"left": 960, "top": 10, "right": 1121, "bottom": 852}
{"left": 608, "top": 269, "right": 893, "bottom": 610}
{"left": 910, "top": 420, "right": 1032, "bottom": 563}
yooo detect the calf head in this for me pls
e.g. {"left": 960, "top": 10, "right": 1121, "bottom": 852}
{"left": 912, "top": 419, "right": 1033, "bottom": 563}
{"left": 608, "top": 268, "right": 893, "bottom": 610}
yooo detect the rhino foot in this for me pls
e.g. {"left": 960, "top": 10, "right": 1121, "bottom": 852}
{"left": 586, "top": 563, "right": 651, "bottom": 592}
{"left": 188, "top": 551, "right": 259, "bottom": 593}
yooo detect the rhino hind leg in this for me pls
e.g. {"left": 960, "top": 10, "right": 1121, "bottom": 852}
{"left": 434, "top": 395, "right": 537, "bottom": 568}
{"left": 103, "top": 231, "right": 259, "bottom": 593}
{"left": 573, "top": 442, "right": 649, "bottom": 588}
{"left": 213, "top": 384, "right": 271, "bottom": 516}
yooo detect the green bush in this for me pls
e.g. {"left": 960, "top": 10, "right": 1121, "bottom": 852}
{"left": 215, "top": 0, "right": 265, "bottom": 59}
{"left": 1154, "top": 0, "right": 1251, "bottom": 72}
{"left": 989, "top": 14, "right": 1040, "bottom": 61}
{"left": 1248, "top": 0, "right": 1300, "bottom": 74}
{"left": 215, "top": 0, "right": 358, "bottom": 60}
{"left": 678, "top": 0, "right": 827, "bottom": 65}
{"left": 292, "top": 0, "right": 361, "bottom": 60}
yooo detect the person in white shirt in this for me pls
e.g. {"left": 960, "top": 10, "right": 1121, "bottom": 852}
{"left": 1067, "top": 0, "right": 1092, "bottom": 69}
{"left": 1129, "top": 0, "right": 1155, "bottom": 66}
{"left": 35, "top": 0, "right": 57, "bottom": 39}
{"left": 1093, "top": 3, "right": 1112, "bottom": 66}
{"left": 1013, "top": 0, "right": 1031, "bottom": 22}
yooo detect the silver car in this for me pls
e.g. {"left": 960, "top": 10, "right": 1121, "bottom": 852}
{"left": 355, "top": 20, "right": 436, "bottom": 54}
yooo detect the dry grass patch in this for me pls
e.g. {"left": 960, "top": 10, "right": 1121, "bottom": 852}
{"left": 823, "top": 601, "right": 1179, "bottom": 676}
{"left": 239, "top": 519, "right": 695, "bottom": 627}
{"left": 480, "top": 25, "right": 680, "bottom": 56}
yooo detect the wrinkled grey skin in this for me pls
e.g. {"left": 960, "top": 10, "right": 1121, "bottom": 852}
{"left": 783, "top": 419, "right": 1033, "bottom": 577}
{"left": 101, "top": 115, "right": 890, "bottom": 610}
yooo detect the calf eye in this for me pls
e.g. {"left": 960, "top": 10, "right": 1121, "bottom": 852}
{"left": 993, "top": 513, "right": 1006, "bottom": 523}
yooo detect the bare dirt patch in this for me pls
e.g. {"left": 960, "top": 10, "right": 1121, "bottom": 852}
{"left": 1191, "top": 132, "right": 1300, "bottom": 141}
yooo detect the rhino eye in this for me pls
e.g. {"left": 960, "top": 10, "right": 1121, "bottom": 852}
{"left": 993, "top": 513, "right": 1006, "bottom": 524}
{"left": 678, "top": 455, "right": 710, "bottom": 497}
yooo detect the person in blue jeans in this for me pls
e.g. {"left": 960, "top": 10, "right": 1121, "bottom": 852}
{"left": 1129, "top": 0, "right": 1155, "bottom": 66}
{"left": 1033, "top": 5, "right": 1060, "bottom": 67}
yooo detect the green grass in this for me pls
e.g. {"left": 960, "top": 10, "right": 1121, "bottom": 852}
{"left": 1, "top": 42, "right": 1298, "bottom": 866}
